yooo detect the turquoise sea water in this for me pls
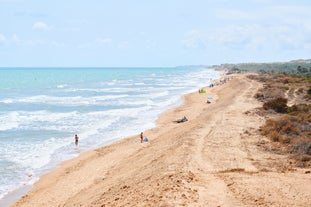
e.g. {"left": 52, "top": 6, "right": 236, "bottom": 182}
{"left": 0, "top": 67, "right": 219, "bottom": 202}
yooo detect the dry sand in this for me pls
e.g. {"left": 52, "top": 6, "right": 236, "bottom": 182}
{"left": 11, "top": 74, "right": 311, "bottom": 207}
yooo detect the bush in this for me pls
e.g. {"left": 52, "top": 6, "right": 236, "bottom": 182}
{"left": 308, "top": 87, "right": 311, "bottom": 95}
{"left": 292, "top": 140, "right": 311, "bottom": 155}
{"left": 281, "top": 78, "right": 289, "bottom": 84}
{"left": 269, "top": 131, "right": 280, "bottom": 142}
{"left": 297, "top": 88, "right": 304, "bottom": 94}
{"left": 263, "top": 98, "right": 288, "bottom": 113}
{"left": 254, "top": 92, "right": 264, "bottom": 100}
{"left": 281, "top": 121, "right": 298, "bottom": 134}
{"left": 288, "top": 104, "right": 310, "bottom": 113}
{"left": 261, "top": 117, "right": 299, "bottom": 142}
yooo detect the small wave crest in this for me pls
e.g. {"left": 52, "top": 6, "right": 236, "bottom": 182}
{"left": 0, "top": 67, "right": 220, "bottom": 201}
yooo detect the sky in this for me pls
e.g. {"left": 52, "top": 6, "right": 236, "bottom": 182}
{"left": 0, "top": 0, "right": 310, "bottom": 67}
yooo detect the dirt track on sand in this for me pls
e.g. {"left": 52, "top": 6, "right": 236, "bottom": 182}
{"left": 12, "top": 74, "right": 311, "bottom": 207}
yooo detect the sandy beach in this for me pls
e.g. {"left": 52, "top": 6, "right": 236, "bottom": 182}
{"left": 11, "top": 74, "right": 311, "bottom": 207}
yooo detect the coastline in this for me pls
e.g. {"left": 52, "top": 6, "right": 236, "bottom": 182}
{"left": 0, "top": 68, "right": 220, "bottom": 206}
{"left": 3, "top": 71, "right": 224, "bottom": 206}
{"left": 9, "top": 73, "right": 311, "bottom": 206}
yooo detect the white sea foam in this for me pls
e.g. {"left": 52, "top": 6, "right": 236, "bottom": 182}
{"left": 56, "top": 84, "right": 68, "bottom": 88}
{"left": 1, "top": 99, "right": 13, "bottom": 104}
{"left": 137, "top": 91, "right": 169, "bottom": 99}
{"left": 0, "top": 112, "right": 19, "bottom": 131}
{"left": 0, "top": 67, "right": 220, "bottom": 203}
{"left": 64, "top": 87, "right": 138, "bottom": 93}
{"left": 2, "top": 137, "right": 68, "bottom": 169}
{"left": 0, "top": 94, "right": 130, "bottom": 106}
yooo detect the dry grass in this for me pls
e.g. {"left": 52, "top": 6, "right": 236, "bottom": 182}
{"left": 248, "top": 73, "right": 311, "bottom": 104}
{"left": 248, "top": 73, "right": 311, "bottom": 167}
{"left": 261, "top": 113, "right": 311, "bottom": 166}
{"left": 263, "top": 98, "right": 288, "bottom": 113}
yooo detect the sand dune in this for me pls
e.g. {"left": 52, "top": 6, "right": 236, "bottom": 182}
{"left": 12, "top": 74, "right": 311, "bottom": 207}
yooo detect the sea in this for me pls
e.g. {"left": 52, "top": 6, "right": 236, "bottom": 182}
{"left": 0, "top": 67, "right": 219, "bottom": 203}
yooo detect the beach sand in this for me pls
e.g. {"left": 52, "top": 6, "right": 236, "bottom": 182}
{"left": 11, "top": 74, "right": 311, "bottom": 207}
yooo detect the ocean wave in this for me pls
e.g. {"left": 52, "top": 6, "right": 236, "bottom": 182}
{"left": 0, "top": 67, "right": 220, "bottom": 202}
{"left": 0, "top": 112, "right": 19, "bottom": 131}
{"left": 56, "top": 84, "right": 68, "bottom": 89}
{"left": 63, "top": 87, "right": 138, "bottom": 93}
{"left": 0, "top": 94, "right": 130, "bottom": 106}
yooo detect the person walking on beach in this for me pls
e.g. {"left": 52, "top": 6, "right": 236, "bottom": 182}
{"left": 140, "top": 132, "right": 143, "bottom": 143}
{"left": 75, "top": 134, "right": 79, "bottom": 146}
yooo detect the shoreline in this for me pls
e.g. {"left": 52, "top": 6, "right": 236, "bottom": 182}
{"left": 1, "top": 186, "right": 32, "bottom": 207}
{"left": 0, "top": 68, "right": 223, "bottom": 206}
{"left": 2, "top": 71, "right": 222, "bottom": 207}
{"left": 9, "top": 73, "right": 311, "bottom": 206}
{"left": 7, "top": 72, "right": 228, "bottom": 206}
{"left": 4, "top": 71, "right": 226, "bottom": 206}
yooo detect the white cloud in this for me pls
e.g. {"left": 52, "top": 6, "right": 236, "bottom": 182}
{"left": 50, "top": 41, "right": 65, "bottom": 47}
{"left": 78, "top": 42, "right": 91, "bottom": 49}
{"left": 208, "top": 25, "right": 264, "bottom": 48}
{"left": 181, "top": 30, "right": 207, "bottom": 49}
{"left": 0, "top": 34, "right": 6, "bottom": 42}
{"left": 215, "top": 5, "right": 311, "bottom": 24}
{"left": 0, "top": 34, "right": 22, "bottom": 45}
{"left": 32, "top": 21, "right": 53, "bottom": 31}
{"left": 182, "top": 21, "right": 311, "bottom": 53}
{"left": 250, "top": 0, "right": 271, "bottom": 3}
{"left": 118, "top": 41, "right": 129, "bottom": 49}
{"left": 215, "top": 9, "right": 255, "bottom": 21}
{"left": 0, "top": 33, "right": 64, "bottom": 47}
{"left": 78, "top": 38, "right": 113, "bottom": 49}
{"left": 268, "top": 5, "right": 311, "bottom": 16}
{"left": 66, "top": 18, "right": 89, "bottom": 25}
{"left": 62, "top": 18, "right": 89, "bottom": 32}
{"left": 95, "top": 38, "right": 112, "bottom": 44}
{"left": 10, "top": 34, "right": 20, "bottom": 44}
{"left": 183, "top": 3, "right": 311, "bottom": 52}
{"left": 24, "top": 39, "right": 46, "bottom": 46}
{"left": 23, "top": 39, "right": 65, "bottom": 47}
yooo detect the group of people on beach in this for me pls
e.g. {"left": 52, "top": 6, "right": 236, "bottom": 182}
{"left": 209, "top": 76, "right": 232, "bottom": 88}
{"left": 174, "top": 75, "right": 233, "bottom": 125}
{"left": 74, "top": 132, "right": 148, "bottom": 147}
{"left": 74, "top": 76, "right": 232, "bottom": 146}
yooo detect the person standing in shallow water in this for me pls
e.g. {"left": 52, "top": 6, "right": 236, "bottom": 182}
{"left": 75, "top": 134, "right": 79, "bottom": 146}
{"left": 140, "top": 132, "right": 143, "bottom": 143}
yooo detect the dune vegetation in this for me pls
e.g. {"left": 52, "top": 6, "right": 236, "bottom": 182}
{"left": 246, "top": 70, "right": 311, "bottom": 167}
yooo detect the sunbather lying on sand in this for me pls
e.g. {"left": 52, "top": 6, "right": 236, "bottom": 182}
{"left": 174, "top": 116, "right": 188, "bottom": 123}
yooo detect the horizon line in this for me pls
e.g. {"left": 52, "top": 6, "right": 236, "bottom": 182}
{"left": 0, "top": 65, "right": 211, "bottom": 69}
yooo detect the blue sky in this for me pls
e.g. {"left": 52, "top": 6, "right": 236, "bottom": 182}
{"left": 0, "top": 0, "right": 310, "bottom": 67}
